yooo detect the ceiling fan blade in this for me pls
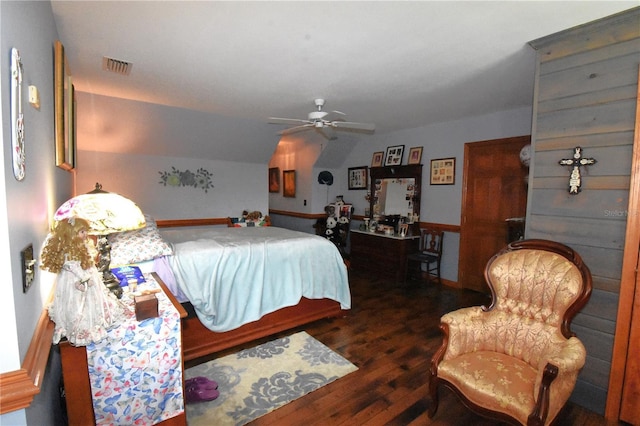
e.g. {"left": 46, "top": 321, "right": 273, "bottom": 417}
{"left": 268, "top": 117, "right": 311, "bottom": 126}
{"left": 326, "top": 110, "right": 347, "bottom": 122}
{"left": 333, "top": 121, "right": 376, "bottom": 133}
{"left": 279, "top": 123, "right": 314, "bottom": 135}
{"left": 317, "top": 127, "right": 338, "bottom": 141}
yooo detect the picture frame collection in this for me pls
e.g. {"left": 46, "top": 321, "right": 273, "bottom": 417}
{"left": 272, "top": 144, "right": 454, "bottom": 194}
{"left": 268, "top": 167, "right": 296, "bottom": 197}
{"left": 370, "top": 145, "right": 425, "bottom": 168}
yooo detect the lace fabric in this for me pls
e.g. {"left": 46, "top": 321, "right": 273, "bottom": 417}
{"left": 48, "top": 261, "right": 125, "bottom": 346}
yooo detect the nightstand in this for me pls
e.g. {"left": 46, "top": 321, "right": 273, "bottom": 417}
{"left": 59, "top": 272, "right": 187, "bottom": 425}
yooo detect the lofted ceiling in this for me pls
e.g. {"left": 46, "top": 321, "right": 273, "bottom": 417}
{"left": 50, "top": 1, "right": 638, "bottom": 160}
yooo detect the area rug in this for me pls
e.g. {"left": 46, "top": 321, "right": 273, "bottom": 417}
{"left": 184, "top": 331, "right": 358, "bottom": 426}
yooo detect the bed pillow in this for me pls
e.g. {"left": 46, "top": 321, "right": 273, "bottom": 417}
{"left": 230, "top": 216, "right": 270, "bottom": 227}
{"left": 108, "top": 215, "right": 173, "bottom": 265}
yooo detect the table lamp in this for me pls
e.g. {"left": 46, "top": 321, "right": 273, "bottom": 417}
{"left": 53, "top": 183, "right": 145, "bottom": 297}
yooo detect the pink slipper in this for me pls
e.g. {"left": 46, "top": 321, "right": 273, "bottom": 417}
{"left": 186, "top": 376, "right": 218, "bottom": 390}
{"left": 185, "top": 382, "right": 220, "bottom": 403}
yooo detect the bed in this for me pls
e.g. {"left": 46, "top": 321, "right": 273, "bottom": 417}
{"left": 109, "top": 216, "right": 351, "bottom": 362}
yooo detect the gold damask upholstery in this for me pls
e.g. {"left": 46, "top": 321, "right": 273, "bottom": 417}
{"left": 428, "top": 239, "right": 592, "bottom": 426}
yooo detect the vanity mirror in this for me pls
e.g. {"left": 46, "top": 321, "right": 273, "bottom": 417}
{"left": 351, "top": 164, "right": 423, "bottom": 281}
{"left": 369, "top": 164, "right": 422, "bottom": 223}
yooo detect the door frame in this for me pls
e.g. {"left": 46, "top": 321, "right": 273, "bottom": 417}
{"left": 605, "top": 67, "right": 640, "bottom": 422}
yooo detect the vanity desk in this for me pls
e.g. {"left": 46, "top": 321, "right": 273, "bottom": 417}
{"left": 350, "top": 230, "right": 419, "bottom": 281}
{"left": 350, "top": 164, "right": 422, "bottom": 282}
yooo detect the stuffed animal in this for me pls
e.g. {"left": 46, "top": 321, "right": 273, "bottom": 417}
{"left": 324, "top": 204, "right": 336, "bottom": 217}
{"left": 242, "top": 210, "right": 262, "bottom": 220}
{"left": 324, "top": 216, "right": 340, "bottom": 244}
{"left": 326, "top": 216, "right": 337, "bottom": 229}
{"left": 245, "top": 211, "right": 262, "bottom": 221}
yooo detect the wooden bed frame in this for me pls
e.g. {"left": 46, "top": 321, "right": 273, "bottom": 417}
{"left": 181, "top": 296, "right": 344, "bottom": 361}
{"left": 57, "top": 217, "right": 348, "bottom": 424}
{"left": 155, "top": 217, "right": 348, "bottom": 362}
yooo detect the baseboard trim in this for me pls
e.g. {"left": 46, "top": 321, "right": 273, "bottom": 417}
{"left": 0, "top": 305, "right": 54, "bottom": 414}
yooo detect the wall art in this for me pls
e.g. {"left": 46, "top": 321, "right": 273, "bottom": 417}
{"left": 371, "top": 151, "right": 384, "bottom": 168}
{"left": 384, "top": 145, "right": 404, "bottom": 166}
{"left": 283, "top": 170, "right": 296, "bottom": 197}
{"left": 430, "top": 157, "right": 456, "bottom": 185}
{"left": 159, "top": 167, "right": 214, "bottom": 193}
{"left": 348, "top": 166, "right": 368, "bottom": 190}
{"left": 269, "top": 167, "right": 280, "bottom": 193}
{"left": 408, "top": 147, "right": 423, "bottom": 165}
{"left": 558, "top": 146, "right": 596, "bottom": 194}
{"left": 11, "top": 48, "right": 25, "bottom": 181}
{"left": 54, "top": 40, "right": 76, "bottom": 171}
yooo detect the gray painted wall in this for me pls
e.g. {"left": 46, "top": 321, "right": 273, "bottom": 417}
{"left": 1, "top": 1, "right": 73, "bottom": 425}
{"left": 527, "top": 8, "right": 640, "bottom": 414}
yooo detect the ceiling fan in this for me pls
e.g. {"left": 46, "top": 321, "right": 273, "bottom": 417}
{"left": 268, "top": 99, "right": 375, "bottom": 140}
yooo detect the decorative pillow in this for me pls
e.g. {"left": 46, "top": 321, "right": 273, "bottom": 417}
{"left": 108, "top": 215, "right": 173, "bottom": 265}
{"left": 229, "top": 216, "right": 269, "bottom": 227}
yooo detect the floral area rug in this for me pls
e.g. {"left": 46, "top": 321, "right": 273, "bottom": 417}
{"left": 185, "top": 331, "right": 358, "bottom": 426}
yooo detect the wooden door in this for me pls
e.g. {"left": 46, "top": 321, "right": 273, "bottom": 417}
{"left": 458, "top": 135, "right": 530, "bottom": 292}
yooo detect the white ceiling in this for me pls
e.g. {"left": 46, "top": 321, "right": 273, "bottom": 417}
{"left": 51, "top": 1, "right": 637, "bottom": 145}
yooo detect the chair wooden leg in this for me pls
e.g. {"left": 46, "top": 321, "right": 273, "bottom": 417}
{"left": 428, "top": 373, "right": 440, "bottom": 418}
{"left": 406, "top": 259, "right": 421, "bottom": 283}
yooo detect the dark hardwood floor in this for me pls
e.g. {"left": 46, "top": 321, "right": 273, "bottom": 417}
{"left": 188, "top": 270, "right": 611, "bottom": 426}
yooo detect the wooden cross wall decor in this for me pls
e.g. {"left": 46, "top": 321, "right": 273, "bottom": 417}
{"left": 558, "top": 146, "right": 597, "bottom": 194}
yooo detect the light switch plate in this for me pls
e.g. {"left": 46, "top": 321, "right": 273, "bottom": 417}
{"left": 28, "top": 85, "right": 40, "bottom": 109}
{"left": 21, "top": 244, "right": 35, "bottom": 293}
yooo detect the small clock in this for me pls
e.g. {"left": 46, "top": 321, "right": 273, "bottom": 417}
{"left": 519, "top": 144, "right": 531, "bottom": 168}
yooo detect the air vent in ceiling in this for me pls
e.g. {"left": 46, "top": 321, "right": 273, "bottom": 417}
{"left": 102, "top": 56, "right": 132, "bottom": 76}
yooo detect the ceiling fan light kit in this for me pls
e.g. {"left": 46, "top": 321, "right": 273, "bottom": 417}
{"left": 269, "top": 99, "right": 375, "bottom": 140}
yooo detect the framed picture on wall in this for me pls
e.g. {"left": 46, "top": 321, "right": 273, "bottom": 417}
{"left": 371, "top": 151, "right": 384, "bottom": 167}
{"left": 269, "top": 167, "right": 280, "bottom": 193}
{"left": 283, "top": 170, "right": 296, "bottom": 197}
{"left": 348, "top": 166, "right": 368, "bottom": 190}
{"left": 384, "top": 145, "right": 404, "bottom": 166}
{"left": 430, "top": 157, "right": 456, "bottom": 185}
{"left": 54, "top": 40, "right": 76, "bottom": 171}
{"left": 408, "top": 147, "right": 423, "bottom": 165}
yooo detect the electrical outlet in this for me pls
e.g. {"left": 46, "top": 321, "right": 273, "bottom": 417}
{"left": 21, "top": 244, "right": 35, "bottom": 293}
{"left": 304, "top": 199, "right": 307, "bottom": 206}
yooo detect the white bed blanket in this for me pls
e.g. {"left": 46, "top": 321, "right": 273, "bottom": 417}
{"left": 159, "top": 226, "right": 351, "bottom": 332}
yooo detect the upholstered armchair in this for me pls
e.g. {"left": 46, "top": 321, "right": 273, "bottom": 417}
{"left": 428, "top": 239, "right": 592, "bottom": 426}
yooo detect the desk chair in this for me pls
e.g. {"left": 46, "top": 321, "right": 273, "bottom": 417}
{"left": 406, "top": 228, "right": 443, "bottom": 284}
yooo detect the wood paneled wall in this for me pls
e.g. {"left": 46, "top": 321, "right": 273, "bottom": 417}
{"left": 527, "top": 8, "right": 640, "bottom": 414}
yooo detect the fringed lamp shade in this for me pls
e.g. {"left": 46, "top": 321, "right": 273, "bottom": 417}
{"left": 54, "top": 184, "right": 145, "bottom": 235}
